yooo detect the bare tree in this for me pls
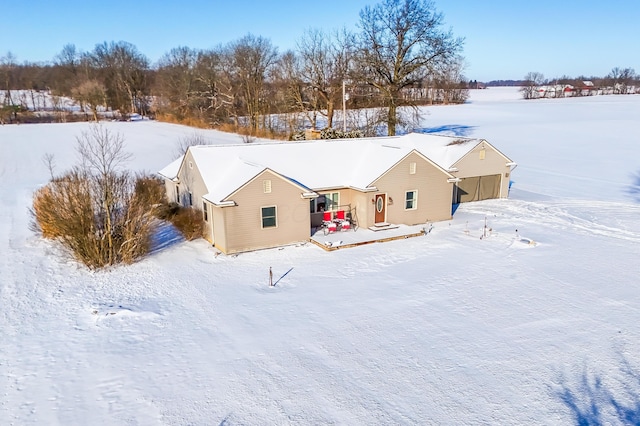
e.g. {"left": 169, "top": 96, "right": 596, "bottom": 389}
{"left": 174, "top": 132, "right": 209, "bottom": 158}
{"left": 155, "top": 46, "right": 199, "bottom": 120}
{"left": 229, "top": 34, "right": 278, "bottom": 132}
{"left": 297, "top": 28, "right": 355, "bottom": 129}
{"left": 194, "top": 48, "right": 235, "bottom": 124}
{"left": 53, "top": 44, "right": 81, "bottom": 95}
{"left": 0, "top": 52, "right": 17, "bottom": 107}
{"left": 608, "top": 67, "right": 636, "bottom": 94}
{"left": 90, "top": 41, "right": 150, "bottom": 116}
{"left": 430, "top": 55, "right": 469, "bottom": 104}
{"left": 270, "top": 50, "right": 311, "bottom": 131}
{"left": 72, "top": 80, "right": 107, "bottom": 121}
{"left": 521, "top": 72, "right": 545, "bottom": 99}
{"left": 42, "top": 153, "right": 56, "bottom": 180}
{"left": 33, "top": 125, "right": 157, "bottom": 268}
{"left": 355, "top": 0, "right": 463, "bottom": 135}
{"left": 76, "top": 125, "right": 132, "bottom": 264}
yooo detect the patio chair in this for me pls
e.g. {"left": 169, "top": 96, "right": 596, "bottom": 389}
{"left": 322, "top": 211, "right": 337, "bottom": 234}
{"left": 334, "top": 210, "right": 350, "bottom": 231}
{"left": 323, "top": 211, "right": 332, "bottom": 225}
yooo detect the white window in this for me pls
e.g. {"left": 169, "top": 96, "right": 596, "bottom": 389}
{"left": 261, "top": 206, "right": 277, "bottom": 228}
{"left": 202, "top": 201, "right": 208, "bottom": 222}
{"left": 405, "top": 190, "right": 417, "bottom": 210}
{"left": 263, "top": 179, "right": 272, "bottom": 194}
{"left": 188, "top": 192, "right": 193, "bottom": 206}
{"left": 327, "top": 192, "right": 340, "bottom": 211}
{"left": 409, "top": 162, "right": 416, "bottom": 175}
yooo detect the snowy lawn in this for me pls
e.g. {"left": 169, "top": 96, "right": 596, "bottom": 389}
{"left": 2, "top": 89, "right": 640, "bottom": 425}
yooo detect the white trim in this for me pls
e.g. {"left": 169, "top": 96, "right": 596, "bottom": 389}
{"left": 202, "top": 200, "right": 208, "bottom": 222}
{"left": 326, "top": 191, "right": 340, "bottom": 211}
{"left": 404, "top": 190, "right": 418, "bottom": 210}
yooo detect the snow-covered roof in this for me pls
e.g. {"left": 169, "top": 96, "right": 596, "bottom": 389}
{"left": 163, "top": 133, "right": 497, "bottom": 204}
{"left": 390, "top": 133, "right": 483, "bottom": 170}
{"left": 158, "top": 157, "right": 183, "bottom": 181}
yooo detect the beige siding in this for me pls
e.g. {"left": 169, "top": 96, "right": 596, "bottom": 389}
{"left": 222, "top": 170, "right": 310, "bottom": 254}
{"left": 163, "top": 179, "right": 178, "bottom": 204}
{"left": 452, "top": 141, "right": 511, "bottom": 198}
{"left": 174, "top": 150, "right": 215, "bottom": 240}
{"left": 347, "top": 190, "right": 371, "bottom": 229}
{"left": 371, "top": 151, "right": 453, "bottom": 226}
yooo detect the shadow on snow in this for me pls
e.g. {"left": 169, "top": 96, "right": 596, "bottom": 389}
{"left": 414, "top": 124, "right": 476, "bottom": 137}
{"left": 554, "top": 353, "right": 640, "bottom": 425}
{"left": 149, "top": 220, "right": 184, "bottom": 254}
{"left": 627, "top": 170, "right": 640, "bottom": 203}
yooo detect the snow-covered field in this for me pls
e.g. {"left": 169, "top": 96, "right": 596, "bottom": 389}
{"left": 2, "top": 88, "right": 640, "bottom": 425}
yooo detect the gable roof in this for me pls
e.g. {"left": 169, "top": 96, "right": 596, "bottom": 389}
{"left": 159, "top": 132, "right": 511, "bottom": 205}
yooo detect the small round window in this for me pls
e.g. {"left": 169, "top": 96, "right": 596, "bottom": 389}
{"left": 376, "top": 197, "right": 384, "bottom": 213}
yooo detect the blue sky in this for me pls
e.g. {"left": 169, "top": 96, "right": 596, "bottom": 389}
{"left": 2, "top": 0, "right": 639, "bottom": 82}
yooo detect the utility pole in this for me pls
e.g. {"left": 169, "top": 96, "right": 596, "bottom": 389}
{"left": 342, "top": 80, "right": 349, "bottom": 133}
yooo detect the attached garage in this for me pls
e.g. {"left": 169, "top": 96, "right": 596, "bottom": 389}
{"left": 393, "top": 134, "right": 516, "bottom": 206}
{"left": 454, "top": 174, "right": 502, "bottom": 203}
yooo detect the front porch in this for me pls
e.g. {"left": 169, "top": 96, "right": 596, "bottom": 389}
{"left": 309, "top": 222, "right": 429, "bottom": 251}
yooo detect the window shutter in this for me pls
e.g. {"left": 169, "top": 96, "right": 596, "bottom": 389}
{"left": 263, "top": 180, "right": 272, "bottom": 194}
{"left": 409, "top": 162, "right": 416, "bottom": 174}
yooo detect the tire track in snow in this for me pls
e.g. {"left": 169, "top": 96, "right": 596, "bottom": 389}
{"left": 460, "top": 199, "right": 640, "bottom": 244}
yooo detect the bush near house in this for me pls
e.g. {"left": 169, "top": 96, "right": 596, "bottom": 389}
{"left": 156, "top": 202, "right": 204, "bottom": 241}
{"left": 32, "top": 170, "right": 161, "bottom": 268}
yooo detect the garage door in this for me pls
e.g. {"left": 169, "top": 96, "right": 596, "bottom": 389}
{"left": 455, "top": 174, "right": 501, "bottom": 203}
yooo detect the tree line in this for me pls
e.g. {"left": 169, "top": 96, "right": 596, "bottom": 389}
{"left": 0, "top": 0, "right": 467, "bottom": 136}
{"left": 520, "top": 68, "right": 639, "bottom": 99}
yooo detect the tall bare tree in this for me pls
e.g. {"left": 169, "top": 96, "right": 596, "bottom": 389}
{"left": 76, "top": 125, "right": 132, "bottom": 264}
{"left": 430, "top": 55, "right": 468, "bottom": 104}
{"left": 53, "top": 44, "right": 81, "bottom": 95}
{"left": 270, "top": 50, "right": 312, "bottom": 131}
{"left": 194, "top": 48, "right": 235, "bottom": 124}
{"left": 72, "top": 80, "right": 107, "bottom": 121}
{"left": 1, "top": 52, "right": 17, "bottom": 105}
{"left": 608, "top": 67, "right": 636, "bottom": 94}
{"left": 229, "top": 34, "right": 278, "bottom": 131}
{"left": 297, "top": 28, "right": 355, "bottom": 129}
{"left": 90, "top": 41, "right": 150, "bottom": 115}
{"left": 521, "top": 72, "right": 545, "bottom": 100}
{"left": 355, "top": 0, "right": 463, "bottom": 135}
{"left": 155, "top": 46, "right": 199, "bottom": 119}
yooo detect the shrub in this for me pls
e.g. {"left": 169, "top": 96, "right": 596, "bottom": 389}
{"left": 134, "top": 174, "right": 167, "bottom": 214}
{"left": 168, "top": 207, "right": 205, "bottom": 241}
{"left": 155, "top": 201, "right": 181, "bottom": 221}
{"left": 32, "top": 125, "right": 159, "bottom": 269}
{"left": 152, "top": 200, "right": 204, "bottom": 241}
{"left": 32, "top": 170, "right": 157, "bottom": 268}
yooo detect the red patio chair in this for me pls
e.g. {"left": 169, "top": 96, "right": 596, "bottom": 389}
{"left": 335, "top": 210, "right": 345, "bottom": 221}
